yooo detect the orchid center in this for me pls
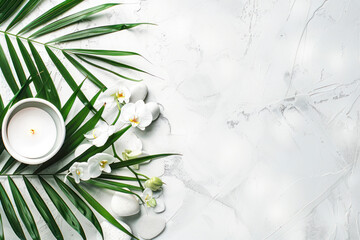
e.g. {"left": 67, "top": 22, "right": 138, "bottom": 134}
{"left": 92, "top": 129, "right": 98, "bottom": 139}
{"left": 76, "top": 169, "right": 81, "bottom": 176}
{"left": 116, "top": 91, "right": 125, "bottom": 99}
{"left": 29, "top": 129, "right": 35, "bottom": 135}
{"left": 99, "top": 160, "right": 108, "bottom": 169}
{"left": 129, "top": 116, "right": 140, "bottom": 125}
{"left": 145, "top": 194, "right": 151, "bottom": 201}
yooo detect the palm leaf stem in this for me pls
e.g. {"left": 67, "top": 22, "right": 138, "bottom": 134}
{"left": 0, "top": 30, "right": 62, "bottom": 51}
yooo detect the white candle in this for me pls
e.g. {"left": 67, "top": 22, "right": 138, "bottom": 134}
{"left": 7, "top": 107, "right": 57, "bottom": 159}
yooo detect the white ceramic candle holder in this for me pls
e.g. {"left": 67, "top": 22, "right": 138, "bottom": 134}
{"left": 2, "top": 98, "right": 66, "bottom": 165}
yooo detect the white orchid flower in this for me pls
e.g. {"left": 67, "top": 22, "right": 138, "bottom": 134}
{"left": 88, "top": 153, "right": 116, "bottom": 178}
{"left": 97, "top": 84, "right": 131, "bottom": 111}
{"left": 120, "top": 100, "right": 152, "bottom": 130}
{"left": 69, "top": 162, "right": 90, "bottom": 183}
{"left": 84, "top": 121, "right": 117, "bottom": 147}
{"left": 114, "top": 132, "right": 143, "bottom": 169}
{"left": 141, "top": 188, "right": 157, "bottom": 208}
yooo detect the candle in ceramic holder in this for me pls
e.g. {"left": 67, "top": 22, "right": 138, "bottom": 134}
{"left": 2, "top": 98, "right": 65, "bottom": 165}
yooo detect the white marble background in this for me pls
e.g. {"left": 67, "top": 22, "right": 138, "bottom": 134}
{"left": 1, "top": 0, "right": 360, "bottom": 239}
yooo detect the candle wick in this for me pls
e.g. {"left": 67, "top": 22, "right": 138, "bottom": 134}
{"left": 29, "top": 129, "right": 35, "bottom": 135}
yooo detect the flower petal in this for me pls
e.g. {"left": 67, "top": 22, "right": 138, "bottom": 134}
{"left": 92, "top": 133, "right": 109, "bottom": 147}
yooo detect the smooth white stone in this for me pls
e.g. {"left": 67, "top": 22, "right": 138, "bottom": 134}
{"left": 153, "top": 198, "right": 166, "bottom": 213}
{"left": 146, "top": 102, "right": 160, "bottom": 121}
{"left": 136, "top": 215, "right": 166, "bottom": 240}
{"left": 96, "top": 220, "right": 132, "bottom": 240}
{"left": 74, "top": 143, "right": 92, "bottom": 158}
{"left": 130, "top": 83, "right": 148, "bottom": 102}
{"left": 111, "top": 192, "right": 140, "bottom": 217}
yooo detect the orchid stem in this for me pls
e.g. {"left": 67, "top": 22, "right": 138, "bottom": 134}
{"left": 112, "top": 109, "right": 121, "bottom": 125}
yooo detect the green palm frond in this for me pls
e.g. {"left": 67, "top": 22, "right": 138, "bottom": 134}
{"left": 0, "top": 1, "right": 175, "bottom": 239}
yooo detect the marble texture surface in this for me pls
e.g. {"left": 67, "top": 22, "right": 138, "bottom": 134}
{"left": 1, "top": 0, "right": 360, "bottom": 239}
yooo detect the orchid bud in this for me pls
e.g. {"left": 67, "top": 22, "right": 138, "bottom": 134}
{"left": 144, "top": 177, "right": 164, "bottom": 191}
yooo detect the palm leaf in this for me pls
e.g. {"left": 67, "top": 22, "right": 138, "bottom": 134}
{"left": 68, "top": 177, "right": 138, "bottom": 240}
{"left": 39, "top": 176, "right": 86, "bottom": 240}
{"left": 23, "top": 176, "right": 64, "bottom": 240}
{"left": 6, "top": 0, "right": 42, "bottom": 31}
{"left": 8, "top": 177, "right": 40, "bottom": 240}
{"left": 19, "top": 0, "right": 84, "bottom": 34}
{"left": 54, "top": 176, "right": 103, "bottom": 239}
{"left": 30, "top": 3, "right": 119, "bottom": 38}
{"left": 0, "top": 182, "right": 26, "bottom": 240}
{"left": 0, "top": 2, "right": 170, "bottom": 240}
{"left": 48, "top": 23, "right": 151, "bottom": 43}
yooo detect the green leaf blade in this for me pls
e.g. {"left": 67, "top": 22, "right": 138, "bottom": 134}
{"left": 23, "top": 176, "right": 64, "bottom": 240}
{"left": 8, "top": 177, "right": 40, "bottom": 240}
{"left": 28, "top": 41, "right": 61, "bottom": 109}
{"left": 46, "top": 46, "right": 94, "bottom": 108}
{"left": 64, "top": 49, "right": 141, "bottom": 57}
{"left": 17, "top": 38, "right": 44, "bottom": 98}
{"left": 65, "top": 90, "right": 101, "bottom": 138}
{"left": 54, "top": 176, "right": 103, "bottom": 239}
{"left": 49, "top": 23, "right": 151, "bottom": 43}
{"left": 6, "top": 0, "right": 42, "bottom": 31}
{"left": 19, "top": 0, "right": 84, "bottom": 34}
{"left": 0, "top": 0, "right": 25, "bottom": 25}
{"left": 76, "top": 55, "right": 142, "bottom": 82}
{"left": 61, "top": 79, "right": 85, "bottom": 120}
{"left": 0, "top": 214, "right": 4, "bottom": 240}
{"left": 39, "top": 176, "right": 86, "bottom": 240}
{"left": 0, "top": 41, "right": 19, "bottom": 94}
{"left": 0, "top": 182, "right": 26, "bottom": 240}
{"left": 0, "top": 157, "right": 16, "bottom": 174}
{"left": 63, "top": 52, "right": 105, "bottom": 89}
{"left": 112, "top": 153, "right": 178, "bottom": 169}
{"left": 5, "top": 34, "right": 32, "bottom": 97}
{"left": 30, "top": 3, "right": 119, "bottom": 38}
